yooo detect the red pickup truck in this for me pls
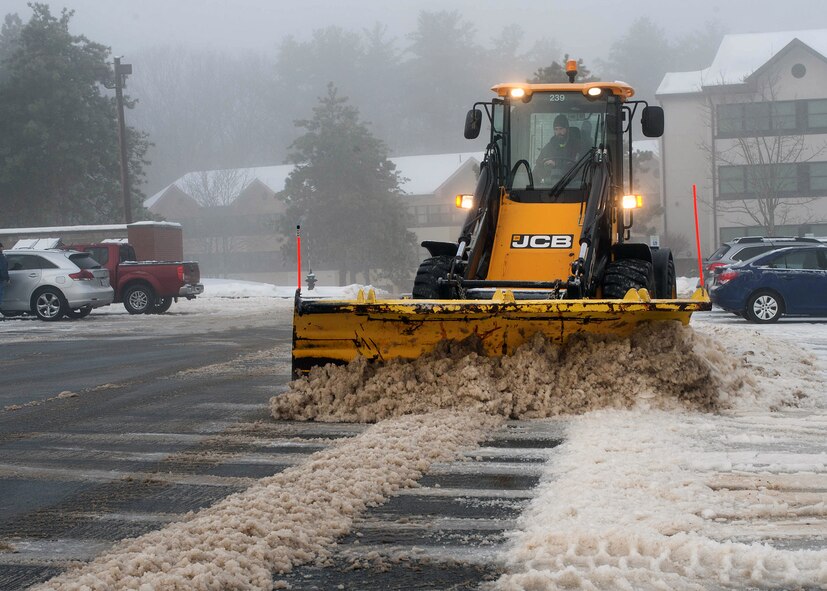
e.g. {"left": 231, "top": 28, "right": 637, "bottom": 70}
{"left": 69, "top": 242, "right": 203, "bottom": 314}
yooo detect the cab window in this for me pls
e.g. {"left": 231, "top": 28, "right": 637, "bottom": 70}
{"left": 119, "top": 244, "right": 137, "bottom": 262}
{"left": 86, "top": 247, "right": 109, "bottom": 266}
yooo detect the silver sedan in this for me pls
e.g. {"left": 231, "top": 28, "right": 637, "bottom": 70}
{"left": 1, "top": 249, "right": 114, "bottom": 321}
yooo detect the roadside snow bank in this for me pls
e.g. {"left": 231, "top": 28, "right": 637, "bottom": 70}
{"left": 491, "top": 410, "right": 827, "bottom": 591}
{"left": 274, "top": 322, "right": 758, "bottom": 422}
{"left": 693, "top": 321, "right": 822, "bottom": 410}
{"left": 201, "top": 278, "right": 388, "bottom": 299}
{"left": 34, "top": 411, "right": 500, "bottom": 591}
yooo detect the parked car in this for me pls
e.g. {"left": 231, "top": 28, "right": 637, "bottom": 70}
{"left": 68, "top": 242, "right": 202, "bottom": 314}
{"left": 710, "top": 245, "right": 827, "bottom": 323}
{"left": 0, "top": 249, "right": 114, "bottom": 321}
{"left": 703, "top": 236, "right": 823, "bottom": 288}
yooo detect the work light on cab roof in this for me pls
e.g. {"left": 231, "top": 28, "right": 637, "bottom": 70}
{"left": 291, "top": 56, "right": 709, "bottom": 377}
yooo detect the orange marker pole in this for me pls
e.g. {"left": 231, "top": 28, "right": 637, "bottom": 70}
{"left": 296, "top": 225, "right": 302, "bottom": 293}
{"left": 692, "top": 184, "right": 704, "bottom": 287}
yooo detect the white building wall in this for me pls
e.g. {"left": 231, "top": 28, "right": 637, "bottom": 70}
{"left": 660, "top": 37, "right": 827, "bottom": 273}
{"left": 660, "top": 94, "right": 715, "bottom": 270}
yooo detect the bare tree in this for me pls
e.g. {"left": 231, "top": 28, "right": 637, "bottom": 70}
{"left": 184, "top": 168, "right": 250, "bottom": 208}
{"left": 704, "top": 74, "right": 827, "bottom": 236}
{"left": 184, "top": 169, "right": 251, "bottom": 277}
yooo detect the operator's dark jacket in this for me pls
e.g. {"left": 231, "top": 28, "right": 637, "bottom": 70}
{"left": 0, "top": 252, "right": 8, "bottom": 282}
{"left": 536, "top": 135, "right": 579, "bottom": 168}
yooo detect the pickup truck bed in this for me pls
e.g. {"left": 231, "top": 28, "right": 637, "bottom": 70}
{"left": 69, "top": 243, "right": 204, "bottom": 314}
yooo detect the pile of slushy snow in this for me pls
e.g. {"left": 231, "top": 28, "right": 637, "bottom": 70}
{"left": 34, "top": 411, "right": 500, "bottom": 591}
{"left": 273, "top": 322, "right": 774, "bottom": 422}
{"left": 490, "top": 409, "right": 827, "bottom": 591}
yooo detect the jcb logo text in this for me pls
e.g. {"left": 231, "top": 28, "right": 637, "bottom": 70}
{"left": 510, "top": 234, "right": 573, "bottom": 249}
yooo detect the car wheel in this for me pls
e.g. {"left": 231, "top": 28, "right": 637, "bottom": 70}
{"left": 149, "top": 297, "right": 173, "bottom": 314}
{"left": 123, "top": 284, "right": 155, "bottom": 314}
{"left": 745, "top": 290, "right": 783, "bottom": 323}
{"left": 66, "top": 306, "right": 93, "bottom": 319}
{"left": 32, "top": 288, "right": 67, "bottom": 321}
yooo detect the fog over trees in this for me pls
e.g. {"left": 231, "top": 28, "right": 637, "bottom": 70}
{"left": 119, "top": 10, "right": 727, "bottom": 195}
{"left": 0, "top": 0, "right": 823, "bottom": 223}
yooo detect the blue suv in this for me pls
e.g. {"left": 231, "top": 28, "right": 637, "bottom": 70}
{"left": 710, "top": 245, "right": 827, "bottom": 323}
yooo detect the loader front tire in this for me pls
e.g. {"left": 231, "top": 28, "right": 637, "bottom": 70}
{"left": 602, "top": 258, "right": 656, "bottom": 299}
{"left": 412, "top": 256, "right": 454, "bottom": 299}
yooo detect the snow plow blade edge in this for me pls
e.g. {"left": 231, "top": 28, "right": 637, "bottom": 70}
{"left": 291, "top": 288, "right": 711, "bottom": 378}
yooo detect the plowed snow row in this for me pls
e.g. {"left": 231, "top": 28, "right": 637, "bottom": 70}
{"left": 274, "top": 322, "right": 762, "bottom": 422}
{"left": 491, "top": 410, "right": 827, "bottom": 591}
{"left": 33, "top": 411, "right": 501, "bottom": 591}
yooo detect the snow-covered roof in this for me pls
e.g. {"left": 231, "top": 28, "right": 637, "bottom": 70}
{"left": 0, "top": 224, "right": 128, "bottom": 234}
{"left": 145, "top": 152, "right": 484, "bottom": 209}
{"left": 128, "top": 221, "right": 182, "bottom": 228}
{"left": 633, "top": 139, "right": 659, "bottom": 155}
{"left": 391, "top": 153, "right": 482, "bottom": 195}
{"left": 657, "top": 29, "right": 827, "bottom": 96}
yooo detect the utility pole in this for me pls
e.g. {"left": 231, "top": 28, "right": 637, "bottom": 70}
{"left": 113, "top": 57, "right": 133, "bottom": 223}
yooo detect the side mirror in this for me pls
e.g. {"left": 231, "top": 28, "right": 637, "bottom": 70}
{"left": 464, "top": 108, "right": 482, "bottom": 139}
{"left": 641, "top": 106, "right": 664, "bottom": 138}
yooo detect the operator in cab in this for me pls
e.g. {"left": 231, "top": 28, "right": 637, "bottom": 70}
{"left": 534, "top": 114, "right": 580, "bottom": 182}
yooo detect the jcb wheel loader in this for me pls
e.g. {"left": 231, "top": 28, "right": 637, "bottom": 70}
{"left": 292, "top": 64, "right": 710, "bottom": 377}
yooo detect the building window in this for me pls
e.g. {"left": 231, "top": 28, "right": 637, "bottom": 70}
{"left": 718, "top": 165, "right": 745, "bottom": 196}
{"left": 807, "top": 99, "right": 827, "bottom": 129}
{"left": 791, "top": 63, "right": 807, "bottom": 79}
{"left": 717, "top": 104, "right": 742, "bottom": 134}
{"left": 810, "top": 162, "right": 827, "bottom": 192}
{"left": 715, "top": 99, "right": 827, "bottom": 137}
{"left": 717, "top": 101, "right": 799, "bottom": 136}
{"left": 718, "top": 163, "right": 799, "bottom": 199}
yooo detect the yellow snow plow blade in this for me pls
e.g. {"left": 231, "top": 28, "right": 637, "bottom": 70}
{"left": 291, "top": 288, "right": 711, "bottom": 377}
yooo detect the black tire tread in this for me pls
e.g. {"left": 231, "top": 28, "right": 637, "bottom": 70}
{"left": 412, "top": 256, "right": 453, "bottom": 299}
{"left": 602, "top": 258, "right": 655, "bottom": 299}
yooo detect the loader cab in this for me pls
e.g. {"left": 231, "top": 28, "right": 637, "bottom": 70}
{"left": 490, "top": 85, "right": 627, "bottom": 202}
{"left": 457, "top": 81, "right": 667, "bottom": 296}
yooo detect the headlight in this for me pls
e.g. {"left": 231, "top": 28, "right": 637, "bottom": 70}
{"left": 622, "top": 194, "right": 643, "bottom": 209}
{"left": 455, "top": 194, "right": 474, "bottom": 209}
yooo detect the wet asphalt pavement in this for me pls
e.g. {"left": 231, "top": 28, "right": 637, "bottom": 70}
{"left": 0, "top": 307, "right": 561, "bottom": 590}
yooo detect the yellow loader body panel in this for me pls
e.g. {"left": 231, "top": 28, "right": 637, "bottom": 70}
{"left": 292, "top": 288, "right": 711, "bottom": 376}
{"left": 487, "top": 199, "right": 583, "bottom": 281}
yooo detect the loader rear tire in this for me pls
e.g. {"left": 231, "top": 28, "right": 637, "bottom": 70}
{"left": 412, "top": 256, "right": 454, "bottom": 299}
{"left": 602, "top": 258, "right": 656, "bottom": 299}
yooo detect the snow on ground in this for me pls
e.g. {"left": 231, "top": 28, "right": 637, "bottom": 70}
{"left": 677, "top": 276, "right": 700, "bottom": 297}
{"left": 275, "top": 322, "right": 748, "bottom": 422}
{"left": 491, "top": 408, "right": 827, "bottom": 591}
{"left": 490, "top": 315, "right": 827, "bottom": 590}
{"left": 17, "top": 278, "right": 827, "bottom": 589}
{"left": 276, "top": 307, "right": 822, "bottom": 422}
{"left": 33, "top": 411, "right": 501, "bottom": 591}
{"left": 199, "top": 278, "right": 388, "bottom": 300}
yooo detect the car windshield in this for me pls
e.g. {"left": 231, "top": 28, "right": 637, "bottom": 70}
{"left": 69, "top": 253, "right": 101, "bottom": 269}
{"left": 506, "top": 91, "right": 614, "bottom": 195}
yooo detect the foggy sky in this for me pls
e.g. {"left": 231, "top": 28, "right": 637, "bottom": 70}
{"left": 2, "top": 0, "right": 827, "bottom": 67}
